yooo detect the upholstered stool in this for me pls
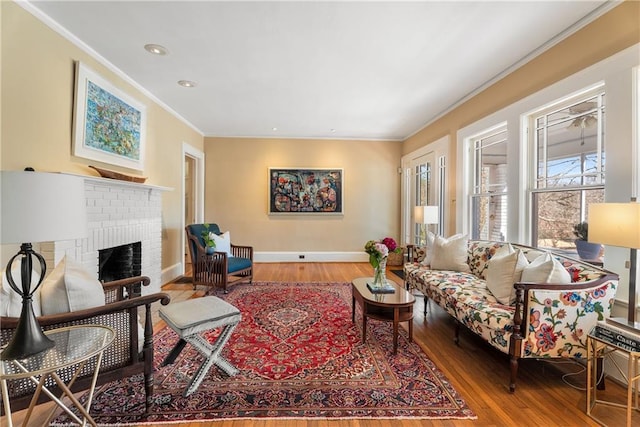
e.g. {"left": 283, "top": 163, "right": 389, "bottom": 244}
{"left": 159, "top": 296, "right": 241, "bottom": 396}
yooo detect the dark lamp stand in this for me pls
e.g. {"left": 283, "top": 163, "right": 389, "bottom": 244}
{"left": 0, "top": 243, "right": 54, "bottom": 360}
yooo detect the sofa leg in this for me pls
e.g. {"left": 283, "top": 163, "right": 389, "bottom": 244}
{"left": 423, "top": 296, "right": 429, "bottom": 316}
{"left": 509, "top": 356, "right": 518, "bottom": 393}
{"left": 454, "top": 322, "right": 460, "bottom": 345}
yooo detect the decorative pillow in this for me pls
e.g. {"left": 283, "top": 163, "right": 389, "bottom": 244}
{"left": 0, "top": 263, "right": 42, "bottom": 317}
{"left": 40, "top": 257, "right": 106, "bottom": 316}
{"left": 420, "top": 231, "right": 436, "bottom": 266}
{"left": 486, "top": 246, "right": 529, "bottom": 305}
{"left": 210, "top": 231, "right": 232, "bottom": 257}
{"left": 524, "top": 249, "right": 546, "bottom": 263}
{"left": 430, "top": 234, "right": 470, "bottom": 272}
{"left": 520, "top": 253, "right": 571, "bottom": 284}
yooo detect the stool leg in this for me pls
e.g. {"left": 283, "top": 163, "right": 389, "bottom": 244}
{"left": 161, "top": 339, "right": 188, "bottom": 366}
{"left": 183, "top": 323, "right": 240, "bottom": 397}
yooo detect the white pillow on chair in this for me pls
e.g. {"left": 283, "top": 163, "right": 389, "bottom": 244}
{"left": 211, "top": 231, "right": 233, "bottom": 257}
{"left": 40, "top": 257, "right": 106, "bottom": 315}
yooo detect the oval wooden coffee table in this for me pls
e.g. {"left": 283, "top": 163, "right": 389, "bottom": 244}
{"left": 351, "top": 277, "right": 415, "bottom": 354}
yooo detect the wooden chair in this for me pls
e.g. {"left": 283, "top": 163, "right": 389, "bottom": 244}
{"left": 0, "top": 276, "right": 170, "bottom": 414}
{"left": 186, "top": 223, "right": 253, "bottom": 293}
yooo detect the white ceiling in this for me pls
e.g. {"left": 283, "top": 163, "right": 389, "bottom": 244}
{"left": 27, "top": 1, "right": 612, "bottom": 140}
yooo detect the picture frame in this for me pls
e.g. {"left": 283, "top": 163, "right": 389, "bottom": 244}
{"left": 269, "top": 168, "right": 343, "bottom": 215}
{"left": 72, "top": 61, "right": 146, "bottom": 171}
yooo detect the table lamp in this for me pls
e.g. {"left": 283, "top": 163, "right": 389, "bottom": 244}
{"left": 1, "top": 170, "right": 87, "bottom": 360}
{"left": 588, "top": 202, "right": 640, "bottom": 331}
{"left": 415, "top": 205, "right": 439, "bottom": 240}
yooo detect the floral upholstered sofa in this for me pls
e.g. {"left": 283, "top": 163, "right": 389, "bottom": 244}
{"left": 403, "top": 237, "right": 619, "bottom": 392}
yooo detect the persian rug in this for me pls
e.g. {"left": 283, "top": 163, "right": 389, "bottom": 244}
{"left": 53, "top": 282, "right": 475, "bottom": 425}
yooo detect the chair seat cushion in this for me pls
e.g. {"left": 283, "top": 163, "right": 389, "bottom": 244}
{"left": 159, "top": 296, "right": 241, "bottom": 338}
{"left": 228, "top": 256, "right": 252, "bottom": 274}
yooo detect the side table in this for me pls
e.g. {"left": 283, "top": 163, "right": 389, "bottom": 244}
{"left": 1, "top": 324, "right": 115, "bottom": 427}
{"left": 586, "top": 327, "right": 640, "bottom": 427}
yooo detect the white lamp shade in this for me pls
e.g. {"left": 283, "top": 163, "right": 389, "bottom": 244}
{"left": 588, "top": 202, "right": 640, "bottom": 249}
{"left": 1, "top": 171, "right": 88, "bottom": 244}
{"left": 415, "top": 205, "right": 439, "bottom": 225}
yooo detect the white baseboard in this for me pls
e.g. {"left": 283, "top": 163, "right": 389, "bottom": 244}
{"left": 255, "top": 251, "right": 369, "bottom": 263}
{"left": 162, "top": 262, "right": 183, "bottom": 285}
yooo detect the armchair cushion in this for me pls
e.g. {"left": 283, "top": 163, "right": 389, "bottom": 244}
{"left": 40, "top": 257, "right": 105, "bottom": 315}
{"left": 228, "top": 256, "right": 252, "bottom": 273}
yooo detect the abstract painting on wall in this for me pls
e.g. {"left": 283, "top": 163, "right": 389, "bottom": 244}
{"left": 269, "top": 168, "right": 343, "bottom": 214}
{"left": 73, "top": 62, "right": 146, "bottom": 171}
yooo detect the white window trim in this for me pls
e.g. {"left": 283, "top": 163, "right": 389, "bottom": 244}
{"left": 457, "top": 43, "right": 639, "bottom": 245}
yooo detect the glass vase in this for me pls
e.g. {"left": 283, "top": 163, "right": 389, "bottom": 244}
{"left": 373, "top": 256, "right": 388, "bottom": 288}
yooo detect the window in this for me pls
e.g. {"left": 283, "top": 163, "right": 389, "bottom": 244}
{"left": 470, "top": 126, "right": 508, "bottom": 241}
{"left": 530, "top": 89, "right": 605, "bottom": 249}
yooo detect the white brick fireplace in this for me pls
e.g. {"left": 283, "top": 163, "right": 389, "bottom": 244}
{"left": 41, "top": 175, "right": 169, "bottom": 295}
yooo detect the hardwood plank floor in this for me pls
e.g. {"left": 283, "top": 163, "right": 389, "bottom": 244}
{"left": 3, "top": 262, "right": 633, "bottom": 426}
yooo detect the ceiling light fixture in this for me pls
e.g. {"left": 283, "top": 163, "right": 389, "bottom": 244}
{"left": 330, "top": 129, "right": 336, "bottom": 133}
{"left": 178, "top": 80, "right": 197, "bottom": 88}
{"left": 272, "top": 127, "right": 278, "bottom": 131}
{"left": 144, "top": 44, "right": 168, "bottom": 56}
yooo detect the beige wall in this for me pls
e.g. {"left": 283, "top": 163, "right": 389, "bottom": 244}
{"left": 1, "top": 2, "right": 204, "bottom": 274}
{"left": 205, "top": 137, "right": 402, "bottom": 254}
{"left": 403, "top": 0, "right": 640, "bottom": 235}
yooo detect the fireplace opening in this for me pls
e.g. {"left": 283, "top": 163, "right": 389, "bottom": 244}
{"left": 99, "top": 242, "right": 142, "bottom": 282}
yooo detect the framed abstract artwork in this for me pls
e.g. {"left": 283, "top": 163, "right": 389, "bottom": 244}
{"left": 269, "top": 168, "right": 343, "bottom": 214}
{"left": 72, "top": 62, "right": 146, "bottom": 171}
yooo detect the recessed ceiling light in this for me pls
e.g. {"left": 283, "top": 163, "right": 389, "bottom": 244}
{"left": 178, "top": 80, "right": 197, "bottom": 88}
{"left": 272, "top": 127, "right": 278, "bottom": 131}
{"left": 144, "top": 44, "right": 168, "bottom": 56}
{"left": 330, "top": 129, "right": 336, "bottom": 133}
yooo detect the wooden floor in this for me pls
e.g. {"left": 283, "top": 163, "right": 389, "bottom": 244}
{"left": 4, "top": 262, "right": 634, "bottom": 426}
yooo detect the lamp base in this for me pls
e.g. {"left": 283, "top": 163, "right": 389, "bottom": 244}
{"left": 605, "top": 317, "right": 640, "bottom": 336}
{"left": 0, "top": 242, "right": 54, "bottom": 360}
{"left": 0, "top": 299, "right": 54, "bottom": 360}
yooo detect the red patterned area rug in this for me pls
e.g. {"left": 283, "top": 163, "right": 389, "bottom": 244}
{"left": 53, "top": 282, "right": 476, "bottom": 425}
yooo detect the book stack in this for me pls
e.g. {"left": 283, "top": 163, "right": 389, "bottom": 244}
{"left": 591, "top": 318, "right": 640, "bottom": 353}
{"left": 366, "top": 281, "right": 396, "bottom": 294}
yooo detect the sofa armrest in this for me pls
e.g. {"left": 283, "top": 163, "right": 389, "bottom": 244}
{"left": 511, "top": 273, "right": 618, "bottom": 359}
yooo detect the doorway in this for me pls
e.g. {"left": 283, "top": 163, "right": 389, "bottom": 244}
{"left": 182, "top": 143, "right": 205, "bottom": 276}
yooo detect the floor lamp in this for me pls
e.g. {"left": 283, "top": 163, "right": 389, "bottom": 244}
{"left": 589, "top": 202, "right": 640, "bottom": 332}
{"left": 1, "top": 170, "right": 87, "bottom": 360}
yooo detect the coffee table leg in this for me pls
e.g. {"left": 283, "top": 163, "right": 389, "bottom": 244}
{"left": 352, "top": 294, "right": 355, "bottom": 323}
{"left": 393, "top": 308, "right": 399, "bottom": 354}
{"left": 362, "top": 315, "right": 367, "bottom": 344}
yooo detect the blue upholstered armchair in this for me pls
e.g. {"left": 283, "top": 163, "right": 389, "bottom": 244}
{"left": 185, "top": 223, "right": 253, "bottom": 293}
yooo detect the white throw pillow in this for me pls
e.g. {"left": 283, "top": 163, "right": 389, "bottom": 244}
{"left": 486, "top": 248, "right": 529, "bottom": 305}
{"left": 40, "top": 257, "right": 106, "bottom": 315}
{"left": 430, "top": 234, "right": 470, "bottom": 272}
{"left": 0, "top": 263, "right": 43, "bottom": 317}
{"left": 520, "top": 253, "right": 571, "bottom": 284}
{"left": 211, "top": 231, "right": 233, "bottom": 257}
{"left": 524, "top": 249, "right": 546, "bottom": 263}
{"left": 420, "top": 231, "right": 436, "bottom": 266}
